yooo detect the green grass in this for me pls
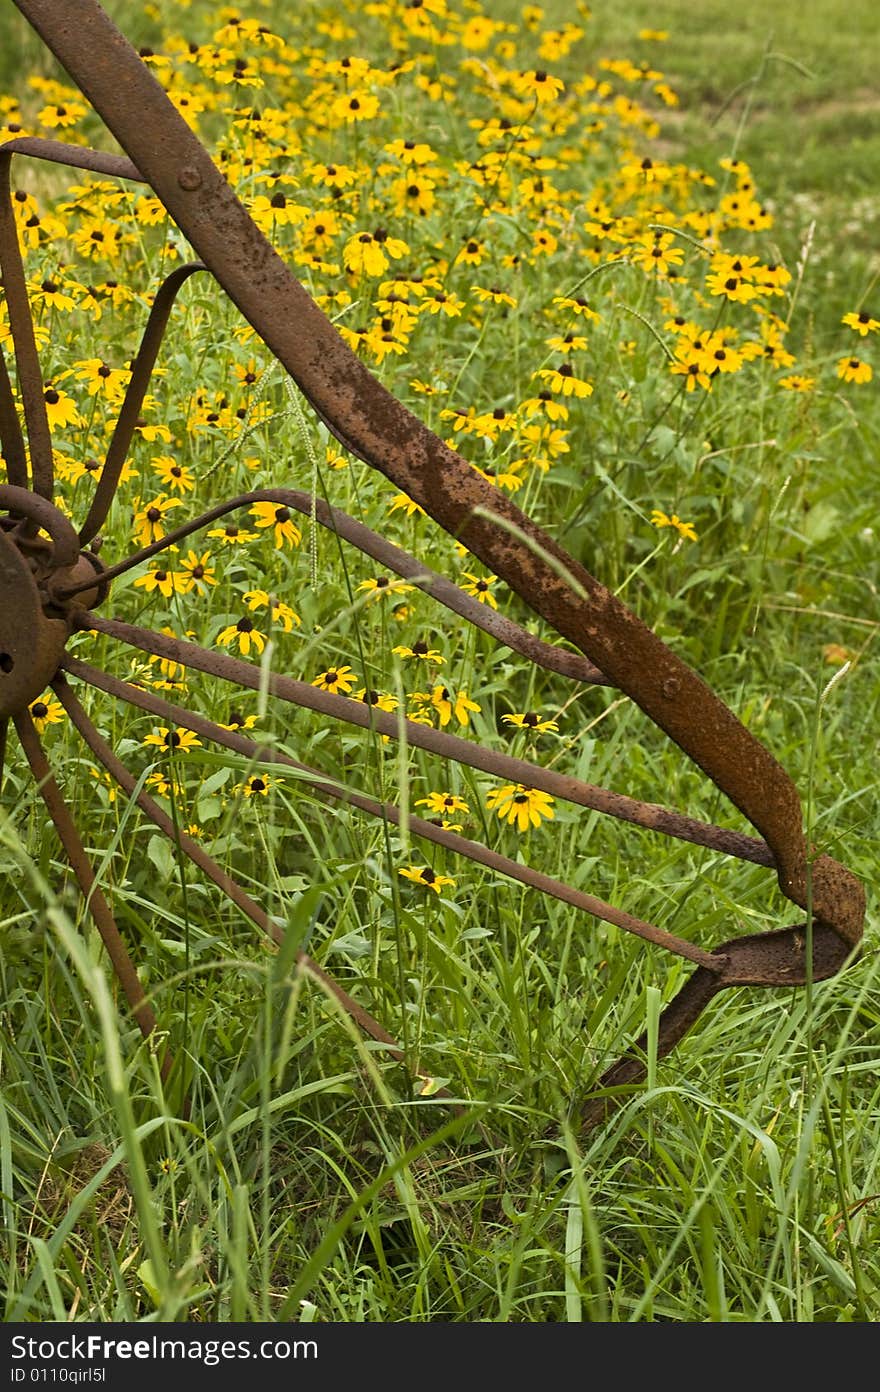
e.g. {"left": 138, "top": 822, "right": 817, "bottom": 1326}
{"left": 0, "top": 0, "right": 878, "bottom": 1324}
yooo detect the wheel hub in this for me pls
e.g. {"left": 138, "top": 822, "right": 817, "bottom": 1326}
{"left": 0, "top": 487, "right": 107, "bottom": 719}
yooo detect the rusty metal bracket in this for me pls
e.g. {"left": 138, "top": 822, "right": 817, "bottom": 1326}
{"left": 1, "top": 0, "right": 865, "bottom": 1129}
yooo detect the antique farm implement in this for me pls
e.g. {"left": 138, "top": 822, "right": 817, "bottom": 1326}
{"left": 0, "top": 0, "right": 865, "bottom": 1127}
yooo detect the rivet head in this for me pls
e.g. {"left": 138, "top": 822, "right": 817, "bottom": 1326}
{"left": 178, "top": 166, "right": 202, "bottom": 190}
{"left": 661, "top": 676, "right": 679, "bottom": 699}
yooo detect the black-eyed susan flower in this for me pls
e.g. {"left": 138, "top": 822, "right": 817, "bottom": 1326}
{"left": 431, "top": 686, "right": 481, "bottom": 728}
{"left": 217, "top": 616, "right": 267, "bottom": 657}
{"left": 312, "top": 665, "right": 356, "bottom": 695}
{"left": 551, "top": 294, "right": 601, "bottom": 323}
{"left": 486, "top": 783, "right": 555, "bottom": 832}
{"left": 30, "top": 276, "right": 78, "bottom": 312}
{"left": 133, "top": 566, "right": 184, "bottom": 598}
{"left": 151, "top": 454, "right": 196, "bottom": 494}
{"left": 651, "top": 509, "right": 698, "bottom": 541}
{"left": 842, "top": 310, "right": 879, "bottom": 337}
{"left": 28, "top": 695, "right": 64, "bottom": 735}
{"left": 357, "top": 575, "right": 415, "bottom": 603}
{"left": 331, "top": 89, "right": 381, "bottom": 123}
{"left": 461, "top": 573, "right": 498, "bottom": 608}
{"left": 249, "top": 501, "right": 302, "bottom": 549}
{"left": 670, "top": 352, "right": 712, "bottom": 393}
{"left": 69, "top": 357, "right": 129, "bottom": 400}
{"left": 240, "top": 774, "right": 274, "bottom": 797}
{"left": 387, "top": 491, "right": 426, "bottom": 518}
{"left": 355, "top": 687, "right": 399, "bottom": 712}
{"left": 415, "top": 791, "right": 469, "bottom": 817}
{"left": 513, "top": 69, "right": 565, "bottom": 103}
{"left": 42, "top": 386, "right": 82, "bottom": 430}
{"left": 705, "top": 270, "right": 760, "bottom": 304}
{"left": 631, "top": 232, "right": 684, "bottom": 277}
{"left": 219, "top": 708, "right": 258, "bottom": 732}
{"left": 143, "top": 726, "right": 201, "bottom": 754}
{"left": 146, "top": 769, "right": 186, "bottom": 800}
{"left": 243, "top": 589, "right": 301, "bottom": 631}
{"left": 545, "top": 332, "right": 588, "bottom": 354}
{"left": 206, "top": 522, "right": 256, "bottom": 546}
{"left": 421, "top": 290, "right": 465, "bottom": 318}
{"left": 343, "top": 229, "right": 409, "bottom": 278}
{"left": 132, "top": 495, "right": 183, "bottom": 547}
{"left": 501, "top": 711, "right": 559, "bottom": 735}
{"left": 392, "top": 639, "right": 445, "bottom": 664}
{"left": 778, "top": 375, "right": 816, "bottom": 392}
{"left": 836, "top": 357, "right": 873, "bottom": 384}
{"left": 177, "top": 551, "right": 217, "bottom": 595}
{"left": 471, "top": 285, "right": 517, "bottom": 309}
{"left": 398, "top": 865, "right": 456, "bottom": 894}
{"left": 37, "top": 98, "right": 87, "bottom": 129}
{"left": 534, "top": 364, "right": 594, "bottom": 397}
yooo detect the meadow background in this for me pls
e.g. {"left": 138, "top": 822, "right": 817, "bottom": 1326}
{"left": 0, "top": 0, "right": 878, "bottom": 1322}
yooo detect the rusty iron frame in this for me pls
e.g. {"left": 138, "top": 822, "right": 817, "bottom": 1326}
{"left": 0, "top": 0, "right": 865, "bottom": 1130}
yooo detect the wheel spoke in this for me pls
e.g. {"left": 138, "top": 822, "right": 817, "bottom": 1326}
{"left": 0, "top": 152, "right": 53, "bottom": 499}
{"left": 76, "top": 611, "right": 775, "bottom": 870}
{"left": 51, "top": 675, "right": 433, "bottom": 1082}
{"left": 12, "top": 707, "right": 168, "bottom": 1071}
{"left": 78, "top": 262, "right": 207, "bottom": 546}
{"left": 61, "top": 655, "right": 726, "bottom": 973}
{"left": 0, "top": 348, "right": 28, "bottom": 487}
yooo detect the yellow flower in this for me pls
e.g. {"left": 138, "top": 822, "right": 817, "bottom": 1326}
{"left": 534, "top": 365, "right": 593, "bottom": 398}
{"left": 42, "top": 386, "right": 82, "bottom": 430}
{"left": 133, "top": 566, "right": 184, "bottom": 598}
{"left": 28, "top": 695, "right": 64, "bottom": 735}
{"left": 513, "top": 69, "right": 565, "bottom": 103}
{"left": 354, "top": 688, "right": 399, "bottom": 713}
{"left": 836, "top": 357, "right": 873, "bottom": 384}
{"left": 398, "top": 865, "right": 456, "bottom": 894}
{"left": 357, "top": 575, "right": 416, "bottom": 603}
{"left": 206, "top": 523, "right": 256, "bottom": 546}
{"left": 651, "top": 509, "right": 698, "bottom": 542}
{"left": 778, "top": 375, "right": 815, "bottom": 392}
{"left": 387, "top": 487, "right": 426, "bottom": 515}
{"left": 501, "top": 712, "right": 559, "bottom": 735}
{"left": 240, "top": 774, "right": 274, "bottom": 797}
{"left": 431, "top": 686, "right": 481, "bottom": 728}
{"left": 219, "top": 708, "right": 258, "bottom": 732}
{"left": 841, "top": 311, "right": 879, "bottom": 336}
{"left": 471, "top": 285, "right": 517, "bottom": 309}
{"left": 384, "top": 138, "right": 438, "bottom": 164}
{"left": 217, "top": 617, "right": 267, "bottom": 657}
{"left": 392, "top": 640, "right": 445, "bottom": 664}
{"left": 249, "top": 501, "right": 302, "bottom": 549}
{"left": 243, "top": 589, "right": 301, "bottom": 631}
{"left": 343, "top": 230, "right": 409, "bottom": 278}
{"left": 415, "top": 792, "right": 470, "bottom": 817}
{"left": 311, "top": 665, "right": 356, "bottom": 695}
{"left": 68, "top": 357, "right": 130, "bottom": 400}
{"left": 486, "top": 784, "right": 555, "bottom": 832}
{"left": 132, "top": 495, "right": 183, "bottom": 547}
{"left": 460, "top": 573, "right": 498, "bottom": 609}
{"left": 143, "top": 726, "right": 201, "bottom": 754}
{"left": 151, "top": 455, "right": 196, "bottom": 493}
{"left": 331, "top": 89, "right": 381, "bottom": 123}
{"left": 177, "top": 551, "right": 217, "bottom": 595}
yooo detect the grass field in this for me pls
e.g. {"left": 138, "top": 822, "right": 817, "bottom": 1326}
{"left": 0, "top": 0, "right": 878, "bottom": 1323}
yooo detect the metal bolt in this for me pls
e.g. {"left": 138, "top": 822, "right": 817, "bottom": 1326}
{"left": 177, "top": 165, "right": 202, "bottom": 190}
{"left": 662, "top": 676, "right": 679, "bottom": 699}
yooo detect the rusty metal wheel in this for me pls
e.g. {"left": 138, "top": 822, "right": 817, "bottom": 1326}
{"left": 1, "top": 0, "right": 865, "bottom": 1130}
